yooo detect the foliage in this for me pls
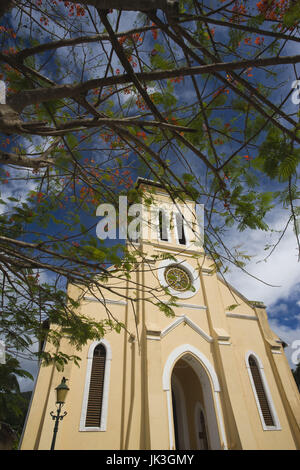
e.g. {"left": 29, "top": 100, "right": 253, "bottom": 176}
{"left": 0, "top": 355, "right": 33, "bottom": 446}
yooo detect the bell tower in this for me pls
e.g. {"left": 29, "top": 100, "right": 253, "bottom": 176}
{"left": 133, "top": 177, "right": 204, "bottom": 255}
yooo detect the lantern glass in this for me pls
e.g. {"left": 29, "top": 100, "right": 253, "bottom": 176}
{"left": 55, "top": 377, "right": 69, "bottom": 404}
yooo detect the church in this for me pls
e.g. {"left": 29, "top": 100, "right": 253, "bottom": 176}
{"left": 20, "top": 178, "right": 300, "bottom": 450}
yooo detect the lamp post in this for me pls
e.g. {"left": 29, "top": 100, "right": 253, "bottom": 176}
{"left": 50, "top": 377, "right": 69, "bottom": 450}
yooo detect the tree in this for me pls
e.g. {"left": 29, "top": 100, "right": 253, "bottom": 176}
{"left": 0, "top": 0, "right": 299, "bottom": 372}
{"left": 0, "top": 354, "right": 33, "bottom": 447}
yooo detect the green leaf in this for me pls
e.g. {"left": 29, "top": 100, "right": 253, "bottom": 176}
{"left": 283, "top": 3, "right": 300, "bottom": 27}
{"left": 278, "top": 154, "right": 299, "bottom": 181}
{"left": 227, "top": 304, "right": 240, "bottom": 311}
{"left": 157, "top": 302, "right": 175, "bottom": 318}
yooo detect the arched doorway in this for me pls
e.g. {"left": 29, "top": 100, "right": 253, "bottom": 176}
{"left": 171, "top": 357, "right": 210, "bottom": 450}
{"left": 163, "top": 344, "right": 227, "bottom": 450}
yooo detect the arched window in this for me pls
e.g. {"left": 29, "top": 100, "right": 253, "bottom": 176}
{"left": 80, "top": 340, "right": 112, "bottom": 431}
{"left": 158, "top": 210, "right": 169, "bottom": 241}
{"left": 175, "top": 213, "right": 186, "bottom": 245}
{"left": 85, "top": 343, "right": 106, "bottom": 427}
{"left": 246, "top": 352, "right": 280, "bottom": 430}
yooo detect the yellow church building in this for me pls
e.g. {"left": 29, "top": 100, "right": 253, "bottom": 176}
{"left": 20, "top": 178, "right": 300, "bottom": 450}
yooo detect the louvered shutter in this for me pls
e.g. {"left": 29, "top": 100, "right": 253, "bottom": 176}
{"left": 85, "top": 344, "right": 106, "bottom": 427}
{"left": 249, "top": 356, "right": 274, "bottom": 427}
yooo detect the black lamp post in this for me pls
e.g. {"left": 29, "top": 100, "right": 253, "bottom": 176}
{"left": 50, "top": 377, "right": 69, "bottom": 450}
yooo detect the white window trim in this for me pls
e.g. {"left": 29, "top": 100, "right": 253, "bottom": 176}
{"left": 79, "top": 339, "right": 112, "bottom": 432}
{"left": 158, "top": 258, "right": 200, "bottom": 299}
{"left": 245, "top": 351, "right": 281, "bottom": 431}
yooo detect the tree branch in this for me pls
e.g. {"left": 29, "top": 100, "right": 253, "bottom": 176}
{"left": 179, "top": 13, "right": 300, "bottom": 44}
{"left": 59, "top": 0, "right": 179, "bottom": 13}
{"left": 0, "top": 138, "right": 61, "bottom": 168}
{"left": 6, "top": 54, "right": 300, "bottom": 111}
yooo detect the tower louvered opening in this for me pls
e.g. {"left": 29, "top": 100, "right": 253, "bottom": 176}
{"left": 249, "top": 356, "right": 274, "bottom": 427}
{"left": 85, "top": 343, "right": 106, "bottom": 427}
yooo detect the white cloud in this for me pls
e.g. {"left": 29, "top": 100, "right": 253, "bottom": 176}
{"left": 222, "top": 207, "right": 300, "bottom": 369}
{"left": 226, "top": 208, "right": 300, "bottom": 308}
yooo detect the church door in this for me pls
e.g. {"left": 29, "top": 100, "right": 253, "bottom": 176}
{"left": 170, "top": 354, "right": 221, "bottom": 450}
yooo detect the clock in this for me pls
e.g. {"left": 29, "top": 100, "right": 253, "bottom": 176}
{"left": 164, "top": 265, "right": 191, "bottom": 292}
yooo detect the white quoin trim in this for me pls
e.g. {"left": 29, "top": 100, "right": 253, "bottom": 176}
{"left": 79, "top": 339, "right": 112, "bottom": 432}
{"left": 245, "top": 351, "right": 281, "bottom": 431}
{"left": 162, "top": 344, "right": 227, "bottom": 450}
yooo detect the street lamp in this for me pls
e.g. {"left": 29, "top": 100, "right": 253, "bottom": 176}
{"left": 50, "top": 377, "right": 69, "bottom": 450}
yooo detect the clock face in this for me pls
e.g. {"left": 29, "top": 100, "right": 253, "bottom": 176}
{"left": 164, "top": 265, "right": 191, "bottom": 292}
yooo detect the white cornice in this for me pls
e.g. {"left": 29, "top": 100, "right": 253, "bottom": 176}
{"left": 226, "top": 312, "right": 258, "bottom": 321}
{"left": 163, "top": 301, "right": 207, "bottom": 310}
{"left": 83, "top": 296, "right": 208, "bottom": 313}
{"left": 83, "top": 296, "right": 127, "bottom": 305}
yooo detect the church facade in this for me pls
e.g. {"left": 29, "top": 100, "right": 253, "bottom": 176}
{"left": 20, "top": 179, "right": 300, "bottom": 450}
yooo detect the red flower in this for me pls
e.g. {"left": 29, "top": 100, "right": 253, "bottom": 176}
{"left": 118, "top": 36, "right": 126, "bottom": 45}
{"left": 255, "top": 36, "right": 264, "bottom": 45}
{"left": 151, "top": 23, "right": 158, "bottom": 40}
